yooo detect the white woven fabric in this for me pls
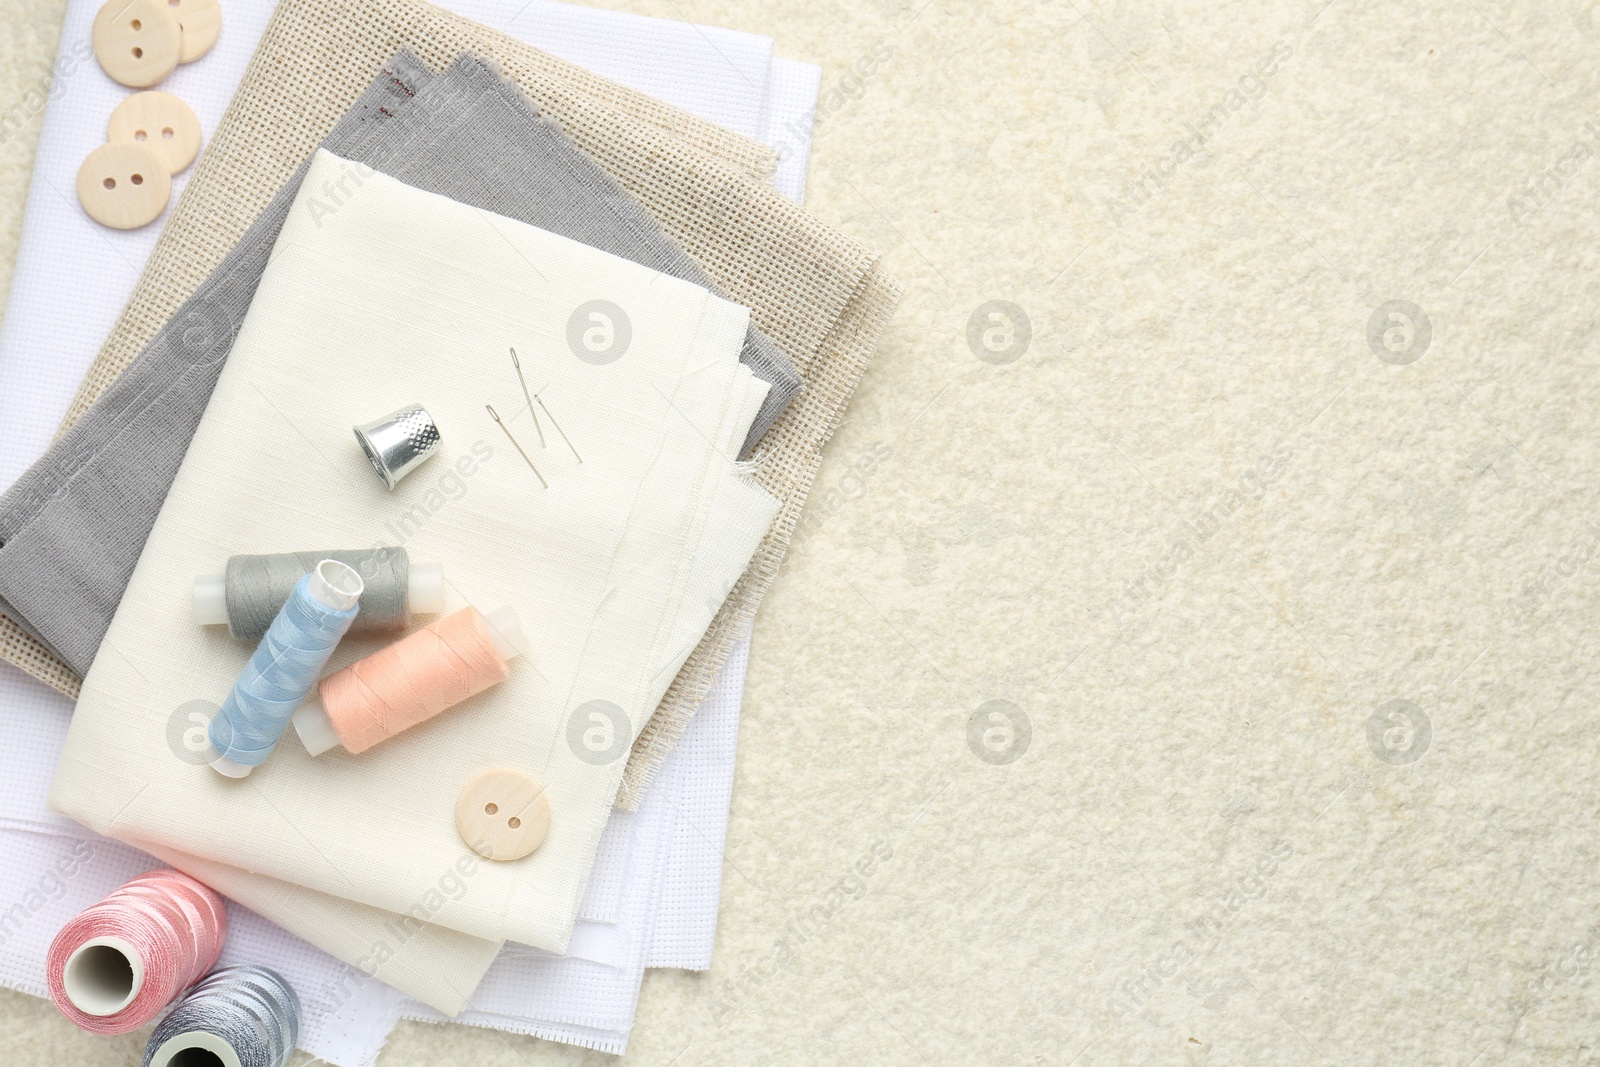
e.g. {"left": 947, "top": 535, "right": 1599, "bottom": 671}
{"left": 765, "top": 59, "right": 822, "bottom": 210}
{"left": 400, "top": 638, "right": 748, "bottom": 1052}
{"left": 51, "top": 150, "right": 775, "bottom": 963}
{"left": 643, "top": 635, "right": 747, "bottom": 971}
{"left": 0, "top": 641, "right": 748, "bottom": 1064}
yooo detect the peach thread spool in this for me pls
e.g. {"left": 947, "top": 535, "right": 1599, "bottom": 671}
{"left": 46, "top": 868, "right": 227, "bottom": 1035}
{"left": 292, "top": 606, "right": 528, "bottom": 756}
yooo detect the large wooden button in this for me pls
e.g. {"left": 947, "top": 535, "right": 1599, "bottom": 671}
{"left": 167, "top": 0, "right": 221, "bottom": 63}
{"left": 76, "top": 142, "right": 171, "bottom": 229}
{"left": 455, "top": 768, "right": 551, "bottom": 861}
{"left": 92, "top": 0, "right": 182, "bottom": 88}
{"left": 107, "top": 91, "right": 200, "bottom": 174}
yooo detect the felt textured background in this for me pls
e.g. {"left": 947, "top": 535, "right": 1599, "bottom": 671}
{"left": 5, "top": 0, "right": 1600, "bottom": 1064}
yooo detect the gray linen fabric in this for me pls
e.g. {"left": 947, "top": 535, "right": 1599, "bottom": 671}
{"left": 0, "top": 51, "right": 798, "bottom": 674}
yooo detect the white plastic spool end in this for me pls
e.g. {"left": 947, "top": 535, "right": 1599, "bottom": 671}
{"left": 61, "top": 935, "right": 144, "bottom": 1016}
{"left": 207, "top": 750, "right": 253, "bottom": 778}
{"left": 147, "top": 1031, "right": 245, "bottom": 1067}
{"left": 408, "top": 562, "right": 444, "bottom": 614}
{"left": 192, "top": 574, "right": 228, "bottom": 626}
{"left": 307, "top": 558, "right": 364, "bottom": 611}
{"left": 293, "top": 697, "right": 342, "bottom": 757}
{"left": 482, "top": 605, "right": 529, "bottom": 663}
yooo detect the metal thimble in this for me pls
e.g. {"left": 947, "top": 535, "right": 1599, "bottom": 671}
{"left": 353, "top": 404, "right": 441, "bottom": 490}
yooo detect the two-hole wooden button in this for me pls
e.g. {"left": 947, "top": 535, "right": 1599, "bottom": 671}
{"left": 83, "top": 0, "right": 215, "bottom": 227}
{"left": 108, "top": 91, "right": 200, "bottom": 174}
{"left": 92, "top": 0, "right": 183, "bottom": 88}
{"left": 455, "top": 768, "right": 551, "bottom": 861}
{"left": 76, "top": 142, "right": 171, "bottom": 229}
{"left": 167, "top": 0, "right": 221, "bottom": 63}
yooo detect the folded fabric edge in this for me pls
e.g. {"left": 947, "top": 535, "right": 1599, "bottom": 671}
{"left": 400, "top": 1007, "right": 630, "bottom": 1056}
{"left": 616, "top": 256, "right": 905, "bottom": 809}
{"left": 139, "top": 842, "right": 503, "bottom": 1016}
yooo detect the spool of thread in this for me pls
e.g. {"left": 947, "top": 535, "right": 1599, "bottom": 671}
{"left": 193, "top": 549, "right": 444, "bottom": 641}
{"left": 46, "top": 868, "right": 227, "bottom": 1035}
{"left": 293, "top": 605, "right": 529, "bottom": 756}
{"left": 207, "top": 559, "right": 364, "bottom": 777}
{"left": 143, "top": 965, "right": 300, "bottom": 1067}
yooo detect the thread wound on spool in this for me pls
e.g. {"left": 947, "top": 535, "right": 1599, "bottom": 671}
{"left": 220, "top": 548, "right": 412, "bottom": 640}
{"left": 143, "top": 964, "right": 300, "bottom": 1067}
{"left": 47, "top": 869, "right": 227, "bottom": 1035}
{"left": 315, "top": 606, "right": 513, "bottom": 754}
{"left": 208, "top": 564, "right": 362, "bottom": 771}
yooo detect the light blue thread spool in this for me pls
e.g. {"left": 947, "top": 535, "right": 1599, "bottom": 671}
{"left": 207, "top": 559, "right": 363, "bottom": 778}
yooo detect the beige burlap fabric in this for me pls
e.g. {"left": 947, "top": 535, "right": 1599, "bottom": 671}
{"left": 0, "top": 0, "right": 900, "bottom": 808}
{"left": 0, "top": 623, "right": 77, "bottom": 695}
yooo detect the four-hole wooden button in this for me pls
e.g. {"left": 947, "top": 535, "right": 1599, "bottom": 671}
{"left": 92, "top": 0, "right": 182, "bottom": 88}
{"left": 76, "top": 142, "right": 171, "bottom": 229}
{"left": 107, "top": 91, "right": 200, "bottom": 174}
{"left": 166, "top": 0, "right": 222, "bottom": 63}
{"left": 456, "top": 768, "right": 551, "bottom": 861}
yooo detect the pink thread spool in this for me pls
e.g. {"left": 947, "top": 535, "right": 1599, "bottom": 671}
{"left": 293, "top": 605, "right": 528, "bottom": 756}
{"left": 46, "top": 868, "right": 227, "bottom": 1034}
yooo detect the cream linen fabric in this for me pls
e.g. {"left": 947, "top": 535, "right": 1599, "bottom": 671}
{"left": 0, "top": 637, "right": 752, "bottom": 1045}
{"left": 141, "top": 845, "right": 500, "bottom": 1017}
{"left": 0, "top": 0, "right": 902, "bottom": 815}
{"left": 49, "top": 152, "right": 777, "bottom": 961}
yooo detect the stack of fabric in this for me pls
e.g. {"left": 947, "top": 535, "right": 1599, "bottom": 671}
{"left": 0, "top": 0, "right": 899, "bottom": 1061}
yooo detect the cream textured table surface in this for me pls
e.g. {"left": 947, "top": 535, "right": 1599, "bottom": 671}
{"left": 5, "top": 0, "right": 1600, "bottom": 1063}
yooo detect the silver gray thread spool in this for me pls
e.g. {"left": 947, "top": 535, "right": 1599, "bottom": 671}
{"left": 223, "top": 549, "right": 411, "bottom": 641}
{"left": 353, "top": 403, "right": 441, "bottom": 489}
{"left": 142, "top": 964, "right": 300, "bottom": 1067}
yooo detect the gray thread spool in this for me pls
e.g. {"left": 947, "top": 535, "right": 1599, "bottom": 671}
{"left": 192, "top": 549, "right": 443, "bottom": 641}
{"left": 141, "top": 964, "right": 300, "bottom": 1067}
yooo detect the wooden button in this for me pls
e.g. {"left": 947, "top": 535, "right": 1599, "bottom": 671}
{"left": 167, "top": 0, "right": 221, "bottom": 63}
{"left": 92, "top": 0, "right": 182, "bottom": 88}
{"left": 107, "top": 91, "right": 200, "bottom": 174}
{"left": 455, "top": 768, "right": 551, "bottom": 861}
{"left": 76, "top": 142, "right": 171, "bottom": 229}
